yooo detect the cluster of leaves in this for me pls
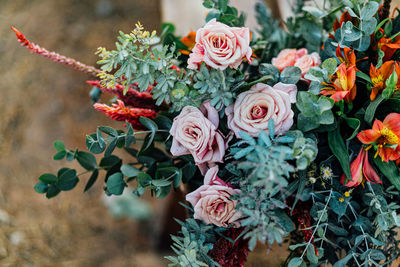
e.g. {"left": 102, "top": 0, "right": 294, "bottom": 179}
{"left": 288, "top": 180, "right": 400, "bottom": 266}
{"left": 192, "top": 65, "right": 245, "bottom": 110}
{"left": 96, "top": 23, "right": 192, "bottom": 111}
{"left": 202, "top": 0, "right": 245, "bottom": 27}
{"left": 332, "top": 1, "right": 380, "bottom": 52}
{"left": 165, "top": 218, "right": 219, "bottom": 267}
{"left": 228, "top": 122, "right": 298, "bottom": 250}
{"left": 259, "top": 64, "right": 302, "bottom": 85}
{"left": 34, "top": 115, "right": 186, "bottom": 199}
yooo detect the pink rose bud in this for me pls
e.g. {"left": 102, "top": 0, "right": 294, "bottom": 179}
{"left": 185, "top": 166, "right": 242, "bottom": 227}
{"left": 187, "top": 19, "right": 252, "bottom": 70}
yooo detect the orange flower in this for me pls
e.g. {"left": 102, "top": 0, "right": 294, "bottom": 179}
{"left": 336, "top": 46, "right": 356, "bottom": 68}
{"left": 340, "top": 147, "right": 382, "bottom": 187}
{"left": 321, "top": 63, "right": 357, "bottom": 103}
{"left": 375, "top": 29, "right": 400, "bottom": 61}
{"left": 179, "top": 31, "right": 196, "bottom": 55}
{"left": 369, "top": 61, "right": 395, "bottom": 100}
{"left": 357, "top": 113, "right": 400, "bottom": 162}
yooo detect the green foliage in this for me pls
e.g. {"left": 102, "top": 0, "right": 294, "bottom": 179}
{"left": 258, "top": 64, "right": 302, "bottom": 85}
{"left": 166, "top": 218, "right": 219, "bottom": 267}
{"left": 230, "top": 126, "right": 296, "bottom": 249}
{"left": 333, "top": 1, "right": 379, "bottom": 51}
{"left": 202, "top": 0, "right": 245, "bottom": 27}
{"left": 193, "top": 65, "right": 245, "bottom": 110}
{"left": 296, "top": 91, "right": 335, "bottom": 132}
{"left": 327, "top": 126, "right": 352, "bottom": 180}
{"left": 96, "top": 23, "right": 192, "bottom": 111}
{"left": 288, "top": 131, "right": 318, "bottom": 170}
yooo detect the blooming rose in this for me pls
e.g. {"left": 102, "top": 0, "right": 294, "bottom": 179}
{"left": 271, "top": 48, "right": 307, "bottom": 71}
{"left": 169, "top": 101, "right": 225, "bottom": 172}
{"left": 294, "top": 52, "right": 321, "bottom": 76}
{"left": 226, "top": 82, "right": 297, "bottom": 137}
{"left": 186, "top": 166, "right": 242, "bottom": 227}
{"left": 187, "top": 18, "right": 252, "bottom": 70}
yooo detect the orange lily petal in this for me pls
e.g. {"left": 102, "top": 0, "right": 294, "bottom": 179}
{"left": 383, "top": 113, "right": 400, "bottom": 135}
{"left": 372, "top": 119, "right": 385, "bottom": 132}
{"left": 378, "top": 146, "right": 400, "bottom": 162}
{"left": 357, "top": 129, "right": 381, "bottom": 144}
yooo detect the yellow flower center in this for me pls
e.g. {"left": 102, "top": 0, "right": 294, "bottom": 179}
{"left": 379, "top": 127, "right": 399, "bottom": 144}
{"left": 371, "top": 74, "right": 384, "bottom": 87}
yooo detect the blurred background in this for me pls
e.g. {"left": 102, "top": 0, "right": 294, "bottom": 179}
{"left": 1, "top": 0, "right": 399, "bottom": 266}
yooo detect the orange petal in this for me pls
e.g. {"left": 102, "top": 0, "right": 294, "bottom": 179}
{"left": 372, "top": 119, "right": 385, "bottom": 132}
{"left": 378, "top": 147, "right": 400, "bottom": 162}
{"left": 357, "top": 129, "right": 381, "bottom": 144}
{"left": 380, "top": 60, "right": 395, "bottom": 79}
{"left": 383, "top": 113, "right": 400, "bottom": 135}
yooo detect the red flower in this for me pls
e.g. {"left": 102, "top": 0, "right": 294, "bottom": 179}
{"left": 321, "top": 63, "right": 357, "bottom": 103}
{"left": 340, "top": 147, "right": 382, "bottom": 187}
{"left": 208, "top": 227, "right": 249, "bottom": 267}
{"left": 87, "top": 80, "right": 156, "bottom": 110}
{"left": 93, "top": 100, "right": 157, "bottom": 129}
{"left": 357, "top": 113, "right": 400, "bottom": 162}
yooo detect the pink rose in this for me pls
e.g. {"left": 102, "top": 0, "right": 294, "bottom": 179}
{"left": 272, "top": 48, "right": 307, "bottom": 71}
{"left": 186, "top": 166, "right": 242, "bottom": 227}
{"left": 226, "top": 82, "right": 297, "bottom": 138}
{"left": 294, "top": 52, "right": 321, "bottom": 76}
{"left": 187, "top": 18, "right": 252, "bottom": 70}
{"left": 169, "top": 101, "right": 226, "bottom": 170}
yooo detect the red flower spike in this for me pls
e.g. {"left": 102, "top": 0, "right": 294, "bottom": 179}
{"left": 208, "top": 227, "right": 249, "bottom": 267}
{"left": 87, "top": 80, "right": 156, "bottom": 110}
{"left": 93, "top": 100, "right": 157, "bottom": 129}
{"left": 357, "top": 113, "right": 400, "bottom": 162}
{"left": 11, "top": 26, "right": 100, "bottom": 77}
{"left": 340, "top": 147, "right": 382, "bottom": 187}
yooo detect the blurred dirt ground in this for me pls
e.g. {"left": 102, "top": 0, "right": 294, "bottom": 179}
{"left": 0, "top": 0, "right": 291, "bottom": 266}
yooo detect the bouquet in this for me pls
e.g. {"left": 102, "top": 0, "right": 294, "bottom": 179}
{"left": 13, "top": 0, "right": 400, "bottom": 266}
